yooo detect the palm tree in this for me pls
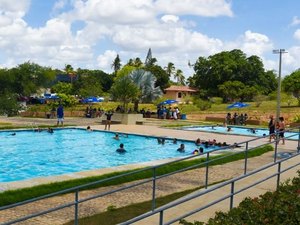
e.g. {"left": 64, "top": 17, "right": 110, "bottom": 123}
{"left": 126, "top": 57, "right": 143, "bottom": 67}
{"left": 111, "top": 54, "right": 121, "bottom": 75}
{"left": 174, "top": 69, "right": 185, "bottom": 85}
{"left": 129, "top": 69, "right": 163, "bottom": 111}
{"left": 64, "top": 64, "right": 76, "bottom": 83}
{"left": 164, "top": 62, "right": 175, "bottom": 78}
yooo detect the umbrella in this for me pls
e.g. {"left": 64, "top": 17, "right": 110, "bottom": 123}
{"left": 82, "top": 96, "right": 104, "bottom": 103}
{"left": 227, "top": 102, "right": 250, "bottom": 109}
{"left": 158, "top": 99, "right": 178, "bottom": 105}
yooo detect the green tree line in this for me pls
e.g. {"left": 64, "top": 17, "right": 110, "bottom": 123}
{"left": 0, "top": 49, "right": 299, "bottom": 116}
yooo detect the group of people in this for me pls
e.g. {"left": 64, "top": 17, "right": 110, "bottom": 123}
{"left": 85, "top": 106, "right": 103, "bottom": 118}
{"left": 195, "top": 137, "right": 229, "bottom": 148}
{"left": 157, "top": 106, "right": 181, "bottom": 120}
{"left": 268, "top": 115, "right": 285, "bottom": 144}
{"left": 226, "top": 112, "right": 248, "bottom": 125}
{"left": 177, "top": 143, "right": 205, "bottom": 155}
{"left": 33, "top": 127, "right": 54, "bottom": 133}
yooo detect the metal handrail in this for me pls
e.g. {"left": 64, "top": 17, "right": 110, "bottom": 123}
{"left": 120, "top": 153, "right": 300, "bottom": 225}
{"left": 1, "top": 126, "right": 299, "bottom": 225}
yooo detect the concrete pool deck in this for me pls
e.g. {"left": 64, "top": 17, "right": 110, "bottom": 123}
{"left": 0, "top": 116, "right": 299, "bottom": 225}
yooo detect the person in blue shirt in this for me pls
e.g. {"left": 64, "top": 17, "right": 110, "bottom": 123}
{"left": 56, "top": 104, "right": 64, "bottom": 126}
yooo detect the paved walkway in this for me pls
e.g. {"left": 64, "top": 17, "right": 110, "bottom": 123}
{"left": 0, "top": 117, "right": 299, "bottom": 225}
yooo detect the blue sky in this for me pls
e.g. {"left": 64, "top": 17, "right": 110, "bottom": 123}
{"left": 1, "top": 0, "right": 300, "bottom": 78}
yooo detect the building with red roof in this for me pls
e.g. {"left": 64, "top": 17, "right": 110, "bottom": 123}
{"left": 164, "top": 85, "right": 198, "bottom": 102}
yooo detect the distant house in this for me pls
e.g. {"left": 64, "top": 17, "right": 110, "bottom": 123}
{"left": 164, "top": 86, "right": 198, "bottom": 102}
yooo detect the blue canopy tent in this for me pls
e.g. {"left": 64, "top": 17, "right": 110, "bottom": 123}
{"left": 82, "top": 96, "right": 104, "bottom": 104}
{"left": 227, "top": 102, "right": 250, "bottom": 109}
{"left": 158, "top": 99, "right": 178, "bottom": 105}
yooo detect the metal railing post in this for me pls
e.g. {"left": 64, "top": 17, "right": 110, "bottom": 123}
{"left": 159, "top": 211, "right": 164, "bottom": 225}
{"left": 230, "top": 181, "right": 235, "bottom": 210}
{"left": 152, "top": 167, "right": 157, "bottom": 211}
{"left": 244, "top": 142, "right": 249, "bottom": 175}
{"left": 74, "top": 190, "right": 79, "bottom": 225}
{"left": 297, "top": 127, "right": 300, "bottom": 153}
{"left": 205, "top": 152, "right": 210, "bottom": 189}
{"left": 276, "top": 162, "right": 281, "bottom": 190}
{"left": 274, "top": 134, "right": 279, "bottom": 162}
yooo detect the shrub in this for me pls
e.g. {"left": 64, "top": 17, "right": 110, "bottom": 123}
{"left": 293, "top": 114, "right": 300, "bottom": 123}
{"left": 209, "top": 97, "right": 223, "bottom": 105}
{"left": 180, "top": 170, "right": 300, "bottom": 225}
{"left": 253, "top": 94, "right": 268, "bottom": 107}
{"left": 194, "top": 99, "right": 212, "bottom": 111}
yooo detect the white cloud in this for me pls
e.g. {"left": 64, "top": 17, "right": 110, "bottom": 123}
{"left": 227, "top": 30, "right": 273, "bottom": 57}
{"left": 112, "top": 22, "right": 223, "bottom": 56}
{"left": 293, "top": 29, "right": 300, "bottom": 41}
{"left": 161, "top": 15, "right": 179, "bottom": 23}
{"left": 282, "top": 46, "right": 300, "bottom": 70}
{"left": 1, "top": 0, "right": 300, "bottom": 78}
{"left": 290, "top": 16, "right": 300, "bottom": 27}
{"left": 0, "top": 0, "right": 30, "bottom": 18}
{"left": 155, "top": 0, "right": 233, "bottom": 17}
{"left": 97, "top": 50, "right": 117, "bottom": 72}
{"left": 64, "top": 0, "right": 156, "bottom": 24}
{"left": 51, "top": 0, "right": 68, "bottom": 16}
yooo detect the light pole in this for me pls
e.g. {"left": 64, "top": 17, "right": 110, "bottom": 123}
{"left": 273, "top": 49, "right": 287, "bottom": 122}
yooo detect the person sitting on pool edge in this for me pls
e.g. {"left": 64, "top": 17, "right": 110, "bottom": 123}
{"left": 177, "top": 143, "right": 185, "bottom": 152}
{"left": 116, "top": 143, "right": 126, "bottom": 153}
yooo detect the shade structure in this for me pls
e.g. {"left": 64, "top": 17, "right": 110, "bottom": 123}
{"left": 82, "top": 96, "right": 104, "bottom": 103}
{"left": 158, "top": 99, "right": 178, "bottom": 105}
{"left": 227, "top": 102, "right": 250, "bottom": 109}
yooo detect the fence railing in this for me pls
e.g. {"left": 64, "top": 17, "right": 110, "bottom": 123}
{"left": 0, "top": 127, "right": 299, "bottom": 225}
{"left": 120, "top": 151, "right": 300, "bottom": 224}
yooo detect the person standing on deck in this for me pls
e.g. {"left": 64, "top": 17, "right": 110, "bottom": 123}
{"left": 278, "top": 117, "right": 285, "bottom": 145}
{"left": 56, "top": 104, "right": 64, "bottom": 127}
{"left": 105, "top": 111, "right": 113, "bottom": 130}
{"left": 268, "top": 115, "right": 275, "bottom": 142}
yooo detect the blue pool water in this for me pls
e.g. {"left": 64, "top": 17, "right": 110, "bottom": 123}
{"left": 0, "top": 129, "right": 218, "bottom": 182}
{"left": 182, "top": 126, "right": 299, "bottom": 140}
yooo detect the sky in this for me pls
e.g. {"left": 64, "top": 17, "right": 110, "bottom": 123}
{"left": 1, "top": 0, "right": 300, "bottom": 79}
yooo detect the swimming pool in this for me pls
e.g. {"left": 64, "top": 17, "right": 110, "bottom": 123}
{"left": 0, "top": 128, "right": 218, "bottom": 182}
{"left": 181, "top": 126, "right": 299, "bottom": 140}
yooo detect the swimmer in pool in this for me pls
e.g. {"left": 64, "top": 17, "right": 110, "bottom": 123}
{"left": 116, "top": 143, "right": 126, "bottom": 153}
{"left": 177, "top": 144, "right": 185, "bottom": 152}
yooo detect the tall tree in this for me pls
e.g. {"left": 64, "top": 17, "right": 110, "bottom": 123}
{"left": 144, "top": 48, "right": 152, "bottom": 66}
{"left": 129, "top": 69, "right": 163, "bottom": 112}
{"left": 165, "top": 62, "right": 175, "bottom": 78}
{"left": 110, "top": 76, "right": 139, "bottom": 112}
{"left": 111, "top": 54, "right": 121, "bottom": 75}
{"left": 145, "top": 65, "right": 170, "bottom": 90}
{"left": 64, "top": 64, "right": 76, "bottom": 83}
{"left": 12, "top": 62, "right": 55, "bottom": 96}
{"left": 282, "top": 70, "right": 300, "bottom": 106}
{"left": 191, "top": 49, "right": 276, "bottom": 98}
{"left": 174, "top": 69, "right": 185, "bottom": 85}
